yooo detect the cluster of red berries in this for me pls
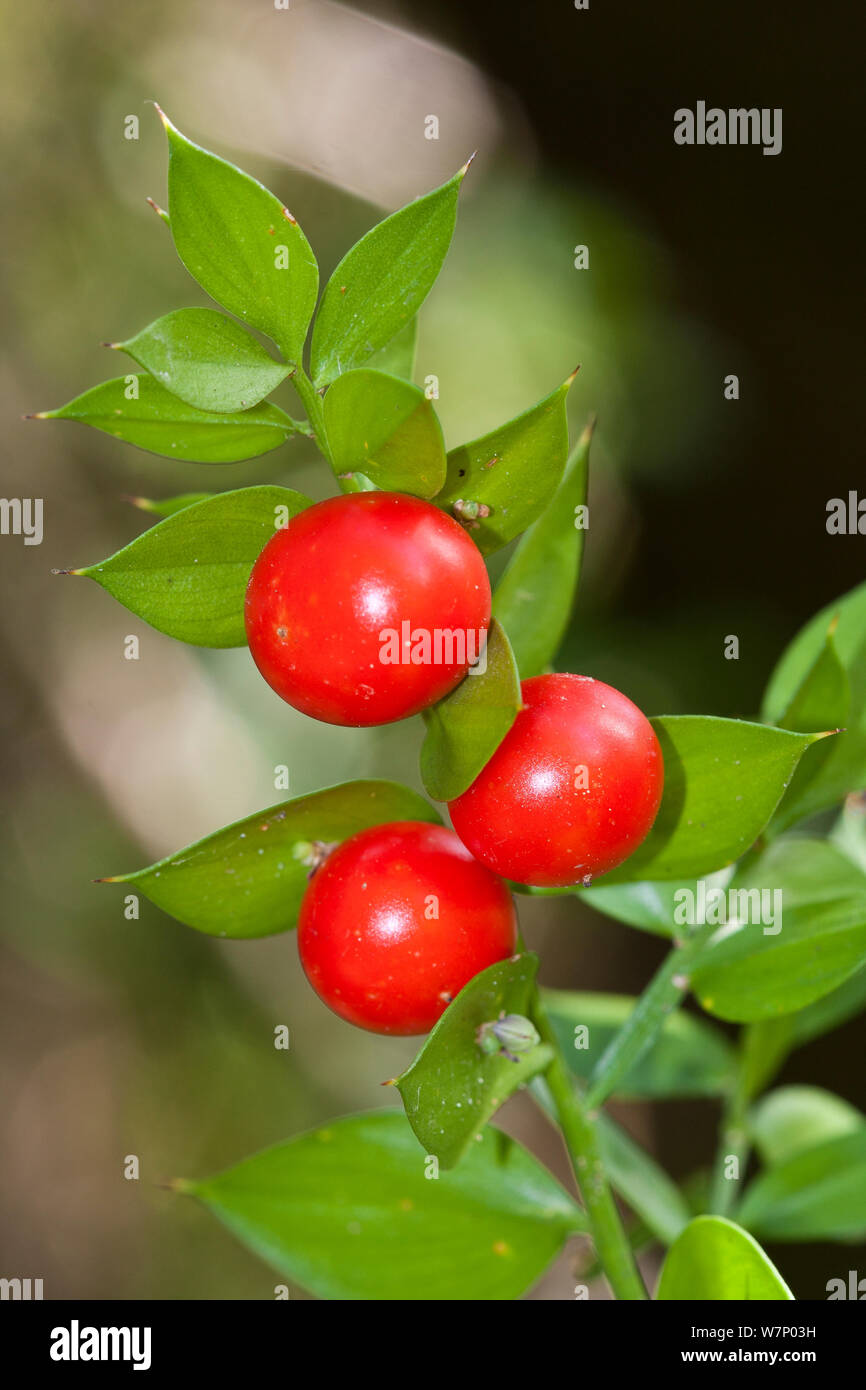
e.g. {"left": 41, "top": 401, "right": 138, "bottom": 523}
{"left": 245, "top": 492, "right": 664, "bottom": 1036}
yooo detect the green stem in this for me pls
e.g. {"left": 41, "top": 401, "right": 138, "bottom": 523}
{"left": 708, "top": 1017, "right": 794, "bottom": 1216}
{"left": 584, "top": 920, "right": 717, "bottom": 1111}
{"left": 708, "top": 1075, "right": 750, "bottom": 1216}
{"left": 292, "top": 368, "right": 329, "bottom": 461}
{"left": 533, "top": 992, "right": 647, "bottom": 1300}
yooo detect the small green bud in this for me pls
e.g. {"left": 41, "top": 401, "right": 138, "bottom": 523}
{"left": 476, "top": 1012, "right": 540, "bottom": 1062}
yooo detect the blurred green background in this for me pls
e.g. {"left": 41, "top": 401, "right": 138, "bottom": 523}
{"left": 0, "top": 0, "right": 861, "bottom": 1298}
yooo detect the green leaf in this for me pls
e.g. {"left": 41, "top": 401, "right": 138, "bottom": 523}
{"left": 436, "top": 377, "right": 574, "bottom": 556}
{"left": 366, "top": 317, "right": 418, "bottom": 380}
{"left": 656, "top": 1216, "right": 794, "bottom": 1300}
{"left": 748, "top": 1086, "right": 864, "bottom": 1168}
{"left": 580, "top": 873, "right": 731, "bottom": 938}
{"left": 310, "top": 166, "right": 467, "bottom": 387}
{"left": 764, "top": 587, "right": 866, "bottom": 722}
{"left": 596, "top": 1113, "right": 691, "bottom": 1246}
{"left": 789, "top": 964, "right": 866, "bottom": 1045}
{"left": 160, "top": 109, "right": 318, "bottom": 363}
{"left": 182, "top": 1111, "right": 582, "bottom": 1300}
{"left": 763, "top": 582, "right": 866, "bottom": 828}
{"left": 737, "top": 1130, "right": 866, "bottom": 1242}
{"left": 102, "top": 780, "right": 441, "bottom": 938}
{"left": 739, "top": 1018, "right": 796, "bottom": 1101}
{"left": 323, "top": 369, "right": 445, "bottom": 498}
{"left": 128, "top": 492, "right": 214, "bottom": 518}
{"left": 830, "top": 796, "right": 866, "bottom": 872}
{"left": 493, "top": 418, "right": 592, "bottom": 676}
{"left": 419, "top": 620, "right": 521, "bottom": 801}
{"left": 74, "top": 486, "right": 311, "bottom": 648}
{"left": 690, "top": 839, "right": 866, "bottom": 1023}
{"left": 776, "top": 617, "right": 850, "bottom": 732}
{"left": 395, "top": 954, "right": 552, "bottom": 1170}
{"left": 543, "top": 989, "right": 735, "bottom": 1099}
{"left": 37, "top": 376, "right": 298, "bottom": 462}
{"left": 600, "top": 717, "right": 827, "bottom": 883}
{"left": 115, "top": 308, "right": 292, "bottom": 413}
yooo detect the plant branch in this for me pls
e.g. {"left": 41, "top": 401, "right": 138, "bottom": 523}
{"left": 708, "top": 1017, "right": 795, "bottom": 1216}
{"left": 292, "top": 367, "right": 329, "bottom": 461}
{"left": 584, "top": 920, "right": 718, "bottom": 1111}
{"left": 532, "top": 990, "right": 647, "bottom": 1300}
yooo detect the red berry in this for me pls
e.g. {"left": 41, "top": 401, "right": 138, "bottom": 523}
{"left": 298, "top": 821, "right": 518, "bottom": 1035}
{"left": 448, "top": 673, "right": 664, "bottom": 887}
{"left": 244, "top": 492, "right": 490, "bottom": 726}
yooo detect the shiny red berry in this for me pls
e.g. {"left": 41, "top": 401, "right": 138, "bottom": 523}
{"left": 244, "top": 492, "right": 490, "bottom": 727}
{"left": 297, "top": 820, "right": 518, "bottom": 1035}
{"left": 448, "top": 673, "right": 664, "bottom": 887}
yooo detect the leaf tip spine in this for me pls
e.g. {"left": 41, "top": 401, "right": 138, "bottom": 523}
{"left": 151, "top": 101, "right": 171, "bottom": 131}
{"left": 145, "top": 196, "right": 169, "bottom": 223}
{"left": 160, "top": 1176, "right": 193, "bottom": 1195}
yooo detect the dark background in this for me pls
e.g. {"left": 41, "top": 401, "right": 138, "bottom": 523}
{"left": 433, "top": 0, "right": 861, "bottom": 631}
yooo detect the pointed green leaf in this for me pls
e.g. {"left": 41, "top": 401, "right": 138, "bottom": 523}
{"left": 789, "top": 964, "right": 866, "bottom": 1045}
{"left": 38, "top": 376, "right": 298, "bottom": 462}
{"left": 74, "top": 486, "right": 310, "bottom": 647}
{"left": 777, "top": 617, "right": 849, "bottom": 732}
{"left": 115, "top": 308, "right": 291, "bottom": 413}
{"left": 767, "top": 618, "right": 851, "bottom": 836}
{"left": 656, "top": 1216, "right": 794, "bottom": 1300}
{"left": 748, "top": 1086, "right": 864, "bottom": 1169}
{"left": 600, "top": 717, "right": 828, "bottom": 883}
{"left": 160, "top": 110, "right": 318, "bottom": 363}
{"left": 690, "top": 839, "right": 866, "bottom": 1022}
{"left": 395, "top": 953, "right": 552, "bottom": 1170}
{"left": 764, "top": 586, "right": 866, "bottom": 722}
{"left": 419, "top": 620, "right": 521, "bottom": 801}
{"left": 763, "top": 582, "right": 866, "bottom": 829}
{"left": 436, "top": 378, "right": 573, "bottom": 555}
{"left": 737, "top": 1130, "right": 866, "bottom": 1242}
{"left": 543, "top": 989, "right": 735, "bottom": 1099}
{"left": 182, "top": 1111, "right": 581, "bottom": 1300}
{"left": 102, "top": 780, "right": 441, "bottom": 938}
{"left": 323, "top": 368, "right": 446, "bottom": 497}
{"left": 493, "top": 418, "right": 592, "bottom": 676}
{"left": 128, "top": 492, "right": 214, "bottom": 518}
{"left": 310, "top": 167, "right": 466, "bottom": 386}
{"left": 366, "top": 317, "right": 418, "bottom": 380}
